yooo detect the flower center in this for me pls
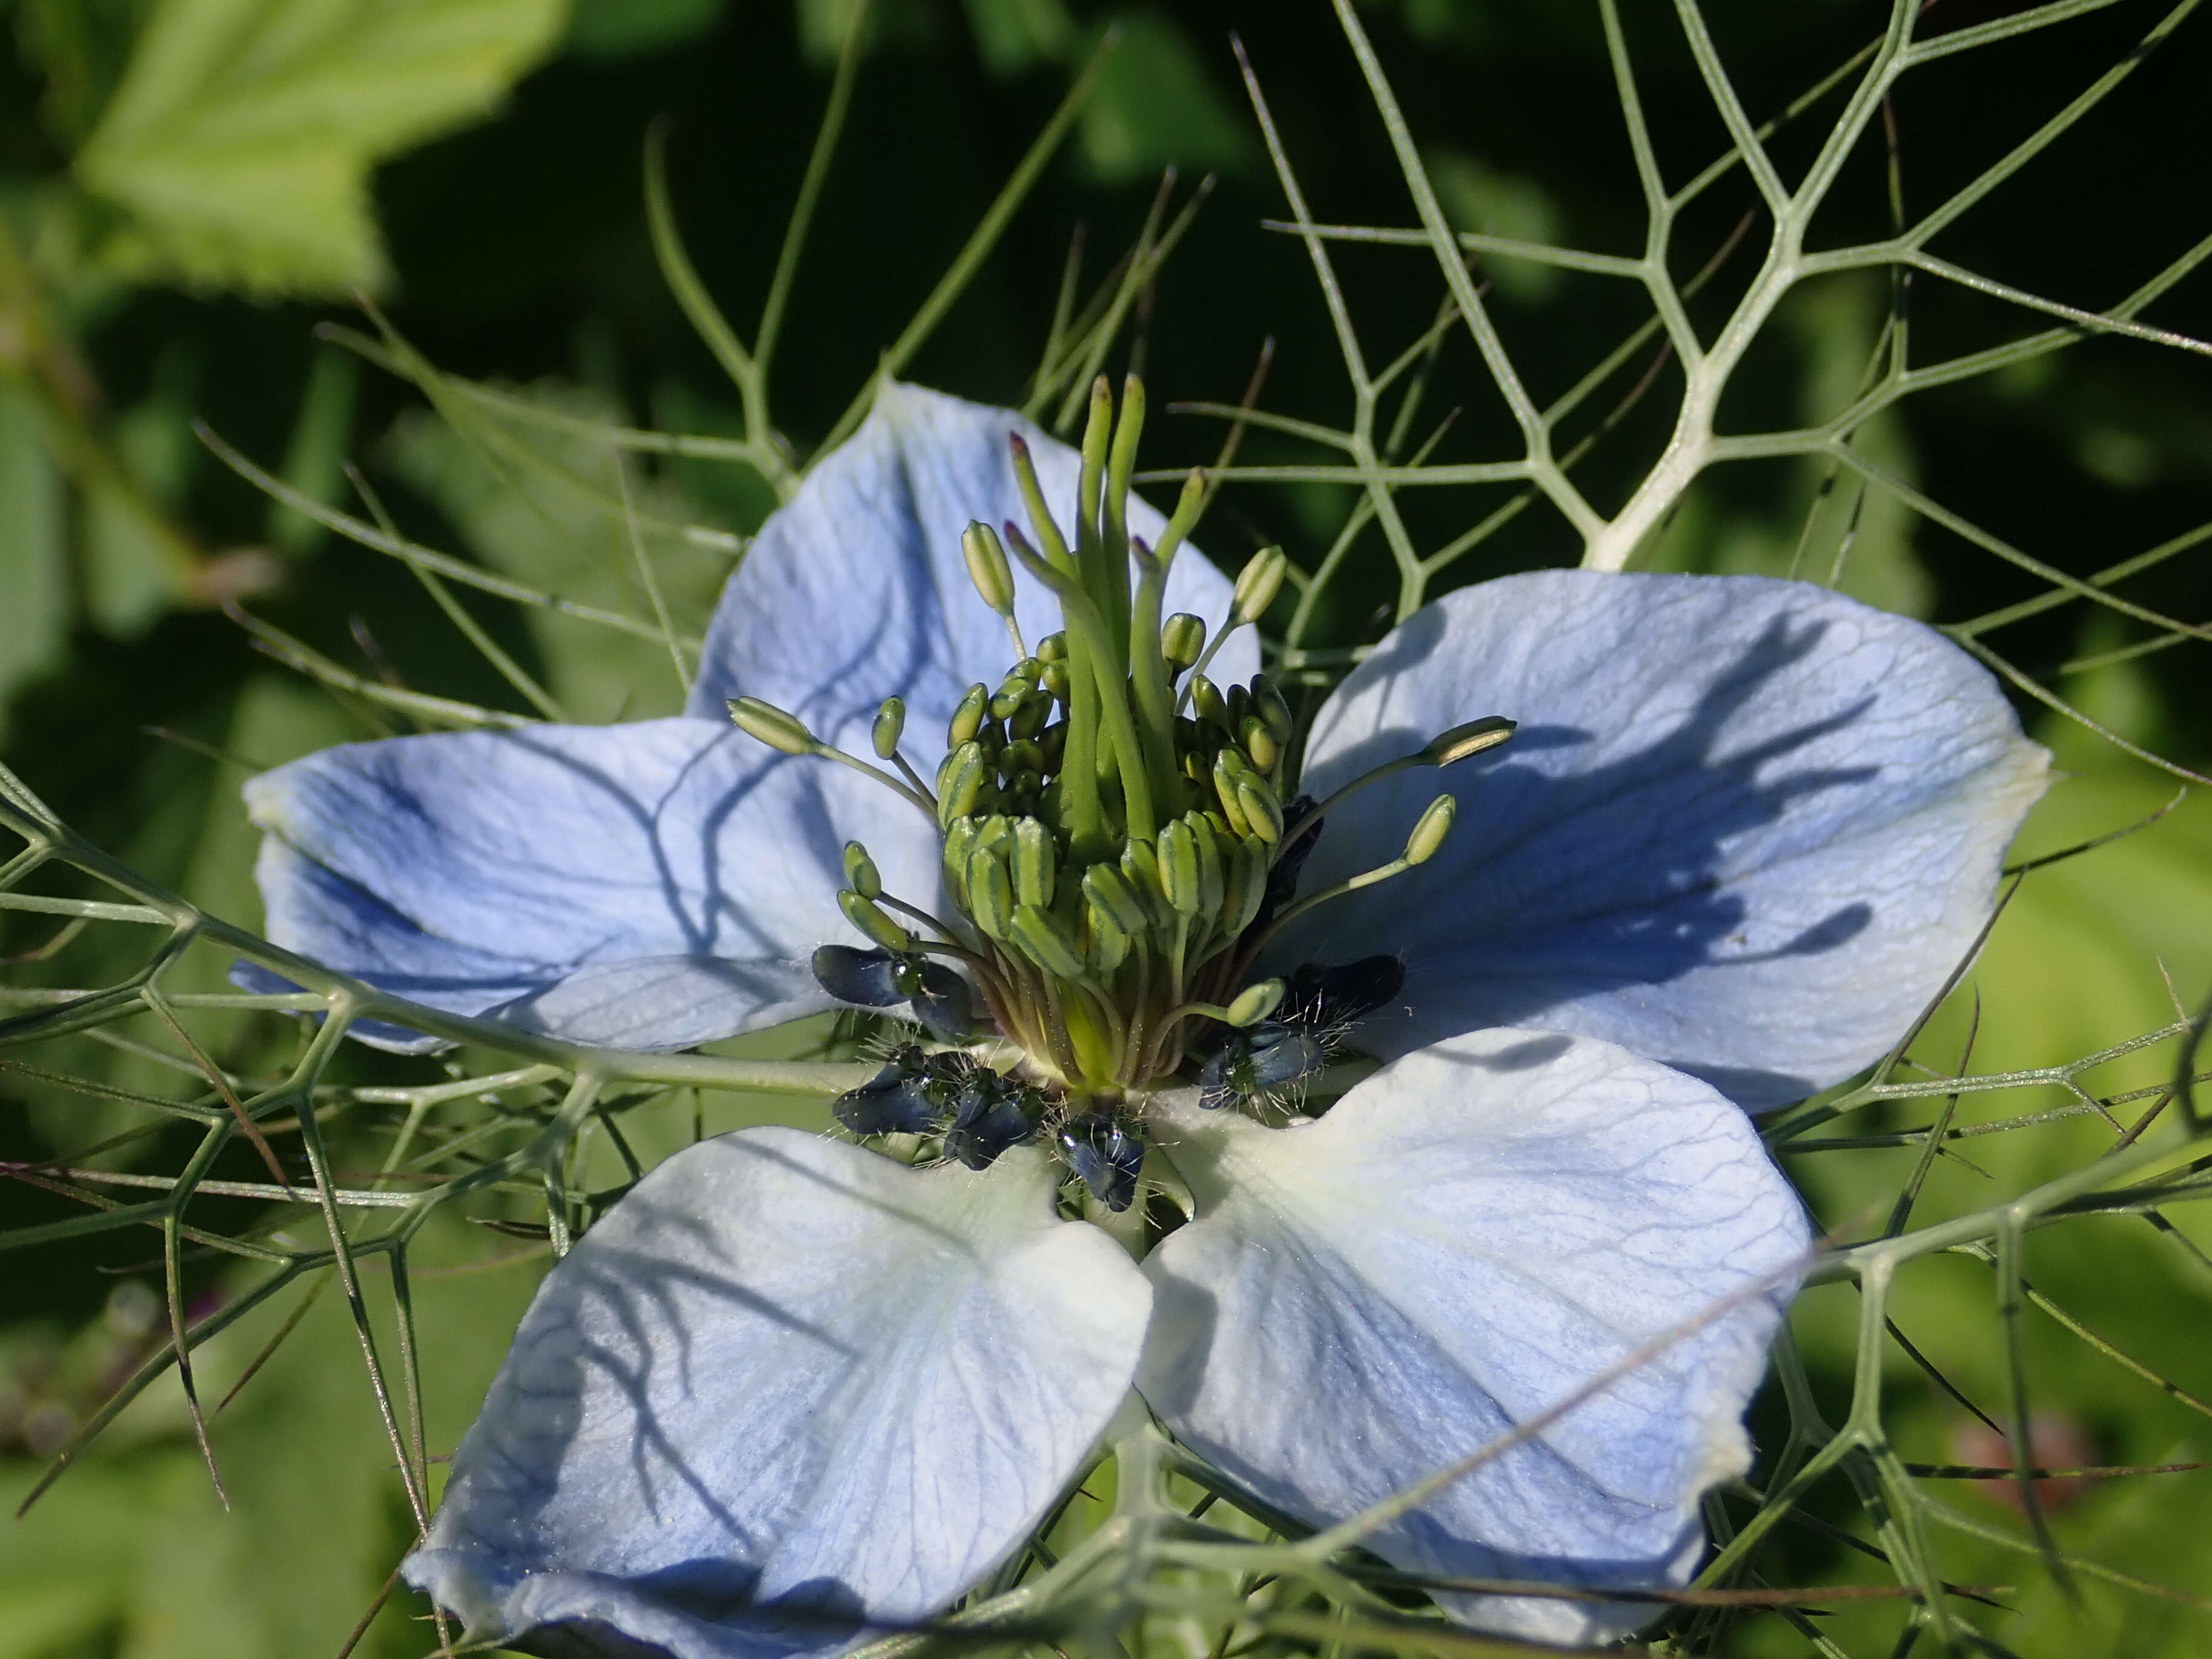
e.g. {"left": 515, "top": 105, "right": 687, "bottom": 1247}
{"left": 728, "top": 377, "right": 1512, "bottom": 1208}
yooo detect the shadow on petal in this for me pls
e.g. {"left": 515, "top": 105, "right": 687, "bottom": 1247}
{"left": 1290, "top": 574, "right": 2048, "bottom": 1105}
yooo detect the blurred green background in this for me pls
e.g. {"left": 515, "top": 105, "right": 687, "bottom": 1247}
{"left": 3, "top": 1, "right": 2210, "bottom": 1654}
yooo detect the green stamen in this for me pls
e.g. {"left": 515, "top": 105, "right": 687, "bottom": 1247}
{"left": 731, "top": 377, "right": 1513, "bottom": 1098}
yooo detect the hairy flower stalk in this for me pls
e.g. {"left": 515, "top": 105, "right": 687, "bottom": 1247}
{"left": 728, "top": 378, "right": 1512, "bottom": 1208}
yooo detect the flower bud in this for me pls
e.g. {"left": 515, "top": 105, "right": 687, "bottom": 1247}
{"left": 962, "top": 520, "right": 1016, "bottom": 617}
{"left": 727, "top": 696, "right": 813, "bottom": 756}
{"left": 840, "top": 889, "right": 914, "bottom": 953}
{"left": 1252, "top": 675, "right": 1293, "bottom": 744}
{"left": 1231, "top": 545, "right": 1287, "bottom": 625}
{"left": 842, "top": 840, "right": 881, "bottom": 900}
{"left": 1038, "top": 662, "right": 1071, "bottom": 703}
{"left": 871, "top": 697, "right": 906, "bottom": 760}
{"left": 1406, "top": 794, "right": 1456, "bottom": 865}
{"left": 1224, "top": 978, "right": 1285, "bottom": 1028}
{"left": 948, "top": 684, "right": 990, "bottom": 748}
{"left": 1036, "top": 631, "right": 1068, "bottom": 662}
{"left": 1424, "top": 716, "right": 1517, "bottom": 766}
{"left": 1161, "top": 612, "right": 1207, "bottom": 673}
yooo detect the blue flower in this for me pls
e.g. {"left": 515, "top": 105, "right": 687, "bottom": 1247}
{"left": 246, "top": 383, "right": 2046, "bottom": 1654}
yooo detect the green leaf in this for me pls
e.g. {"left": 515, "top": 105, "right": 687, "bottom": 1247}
{"left": 1076, "top": 10, "right": 1255, "bottom": 185}
{"left": 963, "top": 0, "right": 1073, "bottom": 76}
{"left": 73, "top": 0, "right": 570, "bottom": 296}
{"left": 1424, "top": 146, "right": 1564, "bottom": 303}
{"left": 0, "top": 386, "right": 70, "bottom": 737}
{"left": 565, "top": 0, "right": 724, "bottom": 60}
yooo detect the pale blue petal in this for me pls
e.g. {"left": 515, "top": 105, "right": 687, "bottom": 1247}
{"left": 405, "top": 1132, "right": 1152, "bottom": 1659}
{"left": 245, "top": 717, "right": 940, "bottom": 1051}
{"left": 1284, "top": 572, "right": 2049, "bottom": 1107}
{"left": 689, "top": 381, "right": 1259, "bottom": 768}
{"left": 1139, "top": 1030, "right": 1808, "bottom": 1645}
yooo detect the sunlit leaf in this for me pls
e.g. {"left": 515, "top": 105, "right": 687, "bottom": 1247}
{"left": 74, "top": 0, "right": 569, "bottom": 295}
{"left": 0, "top": 388, "right": 70, "bottom": 739}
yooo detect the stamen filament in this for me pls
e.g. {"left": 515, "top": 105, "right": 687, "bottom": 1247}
{"left": 887, "top": 750, "right": 938, "bottom": 808}
{"left": 876, "top": 894, "right": 978, "bottom": 951}
{"left": 808, "top": 743, "right": 940, "bottom": 822}
{"left": 1176, "top": 616, "right": 1250, "bottom": 712}
{"left": 1275, "top": 754, "right": 1426, "bottom": 861}
{"left": 1243, "top": 856, "right": 1415, "bottom": 956}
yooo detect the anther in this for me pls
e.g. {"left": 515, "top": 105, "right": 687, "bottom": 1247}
{"left": 839, "top": 889, "right": 916, "bottom": 954}
{"left": 1406, "top": 794, "right": 1456, "bottom": 865}
{"left": 727, "top": 696, "right": 813, "bottom": 756}
{"left": 937, "top": 741, "right": 988, "bottom": 824}
{"left": 1236, "top": 777, "right": 1284, "bottom": 845}
{"left": 871, "top": 698, "right": 906, "bottom": 760}
{"left": 1082, "top": 863, "right": 1150, "bottom": 940}
{"left": 1230, "top": 546, "right": 1287, "bottom": 626}
{"left": 843, "top": 841, "right": 882, "bottom": 900}
{"left": 961, "top": 521, "right": 1025, "bottom": 657}
{"left": 965, "top": 842, "right": 1016, "bottom": 938}
{"left": 1188, "top": 674, "right": 1231, "bottom": 733}
{"left": 1159, "top": 819, "right": 1204, "bottom": 917}
{"left": 1425, "top": 716, "right": 1517, "bottom": 766}
{"left": 1244, "top": 723, "right": 1281, "bottom": 777}
{"left": 1211, "top": 751, "right": 1253, "bottom": 839}
{"left": 1011, "top": 817, "right": 1056, "bottom": 908}
{"left": 1011, "top": 905, "right": 1087, "bottom": 981}
{"left": 1087, "top": 908, "right": 1132, "bottom": 974}
{"left": 1224, "top": 978, "right": 1286, "bottom": 1028}
{"left": 948, "top": 685, "right": 989, "bottom": 748}
{"left": 1161, "top": 612, "right": 1207, "bottom": 674}
{"left": 729, "top": 695, "right": 938, "bottom": 820}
